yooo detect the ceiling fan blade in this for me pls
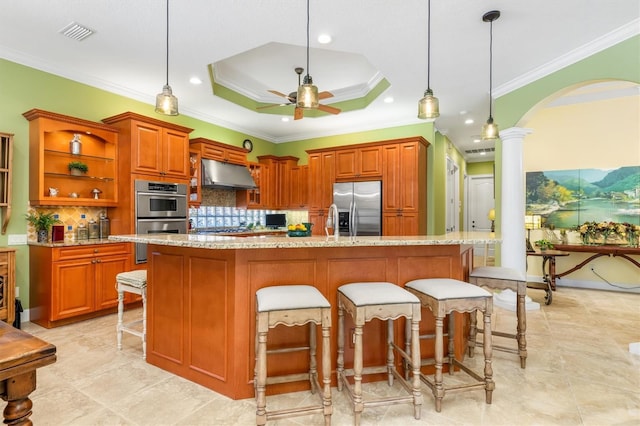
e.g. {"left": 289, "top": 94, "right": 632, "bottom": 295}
{"left": 268, "top": 90, "right": 289, "bottom": 99}
{"left": 294, "top": 107, "right": 304, "bottom": 120}
{"left": 256, "top": 103, "right": 286, "bottom": 110}
{"left": 317, "top": 104, "right": 341, "bottom": 115}
{"left": 318, "top": 91, "right": 334, "bottom": 100}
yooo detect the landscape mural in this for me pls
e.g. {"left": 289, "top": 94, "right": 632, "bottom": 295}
{"left": 526, "top": 166, "right": 640, "bottom": 229}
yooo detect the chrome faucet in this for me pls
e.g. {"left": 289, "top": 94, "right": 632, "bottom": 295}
{"left": 325, "top": 204, "right": 339, "bottom": 237}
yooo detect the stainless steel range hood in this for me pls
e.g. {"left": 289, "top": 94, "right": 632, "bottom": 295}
{"left": 201, "top": 159, "right": 257, "bottom": 189}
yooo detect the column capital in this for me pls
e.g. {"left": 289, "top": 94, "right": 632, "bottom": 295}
{"left": 500, "top": 127, "right": 533, "bottom": 141}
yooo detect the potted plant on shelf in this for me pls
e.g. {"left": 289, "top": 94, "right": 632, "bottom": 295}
{"left": 25, "top": 211, "right": 60, "bottom": 243}
{"left": 68, "top": 160, "right": 88, "bottom": 176}
{"left": 534, "top": 239, "right": 554, "bottom": 251}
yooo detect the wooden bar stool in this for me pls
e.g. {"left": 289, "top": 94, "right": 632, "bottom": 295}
{"left": 405, "top": 278, "right": 494, "bottom": 413}
{"left": 468, "top": 266, "right": 527, "bottom": 368}
{"left": 337, "top": 282, "right": 422, "bottom": 425}
{"left": 255, "top": 285, "right": 332, "bottom": 426}
{"left": 116, "top": 270, "right": 147, "bottom": 359}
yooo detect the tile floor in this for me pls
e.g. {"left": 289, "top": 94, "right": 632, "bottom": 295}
{"left": 24, "top": 286, "right": 640, "bottom": 425}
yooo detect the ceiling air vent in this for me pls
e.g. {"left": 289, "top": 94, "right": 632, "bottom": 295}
{"left": 465, "top": 147, "right": 495, "bottom": 154}
{"left": 59, "top": 22, "right": 94, "bottom": 41}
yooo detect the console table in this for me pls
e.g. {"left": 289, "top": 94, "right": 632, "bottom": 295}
{"left": 0, "top": 321, "right": 56, "bottom": 424}
{"left": 526, "top": 249, "right": 570, "bottom": 305}
{"left": 552, "top": 244, "right": 640, "bottom": 271}
{"left": 528, "top": 244, "right": 640, "bottom": 305}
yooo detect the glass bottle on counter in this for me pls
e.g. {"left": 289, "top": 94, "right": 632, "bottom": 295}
{"left": 88, "top": 219, "right": 99, "bottom": 239}
{"left": 77, "top": 223, "right": 89, "bottom": 241}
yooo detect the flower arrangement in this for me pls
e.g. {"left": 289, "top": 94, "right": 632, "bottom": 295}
{"left": 574, "top": 221, "right": 639, "bottom": 246}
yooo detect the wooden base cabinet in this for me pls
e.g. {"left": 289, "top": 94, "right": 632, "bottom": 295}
{"left": 29, "top": 243, "right": 131, "bottom": 328}
{"left": 0, "top": 249, "right": 15, "bottom": 325}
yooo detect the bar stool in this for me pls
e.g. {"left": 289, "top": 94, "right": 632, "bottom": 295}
{"left": 468, "top": 266, "right": 527, "bottom": 368}
{"left": 116, "top": 269, "right": 147, "bottom": 359}
{"left": 255, "top": 285, "right": 332, "bottom": 426}
{"left": 405, "top": 278, "right": 494, "bottom": 413}
{"left": 337, "top": 282, "right": 422, "bottom": 425}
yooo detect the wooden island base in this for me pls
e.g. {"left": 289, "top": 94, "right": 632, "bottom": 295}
{"left": 145, "top": 242, "right": 474, "bottom": 400}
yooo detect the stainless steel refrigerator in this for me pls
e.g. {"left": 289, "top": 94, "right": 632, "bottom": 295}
{"left": 333, "top": 181, "right": 382, "bottom": 236}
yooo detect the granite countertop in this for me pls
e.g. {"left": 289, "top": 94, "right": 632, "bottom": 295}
{"left": 109, "top": 231, "right": 500, "bottom": 250}
{"left": 27, "top": 238, "right": 123, "bottom": 247}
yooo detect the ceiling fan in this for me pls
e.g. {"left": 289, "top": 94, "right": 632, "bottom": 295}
{"left": 257, "top": 67, "right": 341, "bottom": 120}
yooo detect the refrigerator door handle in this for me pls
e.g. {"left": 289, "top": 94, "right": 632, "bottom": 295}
{"left": 351, "top": 201, "right": 357, "bottom": 236}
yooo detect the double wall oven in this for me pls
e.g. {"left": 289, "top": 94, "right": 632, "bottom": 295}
{"left": 135, "top": 179, "right": 188, "bottom": 263}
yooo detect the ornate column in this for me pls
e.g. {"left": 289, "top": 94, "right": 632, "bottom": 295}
{"left": 499, "top": 127, "right": 532, "bottom": 276}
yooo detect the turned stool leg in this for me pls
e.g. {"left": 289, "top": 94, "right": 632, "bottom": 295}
{"left": 309, "top": 323, "right": 317, "bottom": 393}
{"left": 141, "top": 287, "right": 147, "bottom": 360}
{"left": 410, "top": 316, "right": 423, "bottom": 420}
{"left": 483, "top": 309, "right": 495, "bottom": 404}
{"left": 468, "top": 309, "right": 477, "bottom": 358}
{"left": 255, "top": 315, "right": 268, "bottom": 426}
{"left": 337, "top": 304, "right": 345, "bottom": 392}
{"left": 116, "top": 287, "right": 124, "bottom": 351}
{"left": 321, "top": 318, "right": 332, "bottom": 426}
{"left": 386, "top": 319, "right": 395, "bottom": 386}
{"left": 352, "top": 323, "right": 364, "bottom": 424}
{"left": 516, "top": 287, "right": 528, "bottom": 368}
{"left": 434, "top": 315, "right": 445, "bottom": 413}
{"left": 447, "top": 315, "right": 455, "bottom": 375}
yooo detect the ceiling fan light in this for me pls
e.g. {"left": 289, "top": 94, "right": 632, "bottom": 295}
{"left": 418, "top": 88, "right": 440, "bottom": 119}
{"left": 297, "top": 78, "right": 319, "bottom": 109}
{"left": 155, "top": 84, "right": 179, "bottom": 116}
{"left": 481, "top": 117, "right": 499, "bottom": 140}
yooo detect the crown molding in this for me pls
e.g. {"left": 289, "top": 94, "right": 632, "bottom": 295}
{"left": 494, "top": 19, "right": 639, "bottom": 98}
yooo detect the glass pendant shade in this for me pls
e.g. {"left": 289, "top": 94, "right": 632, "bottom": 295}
{"left": 481, "top": 117, "right": 499, "bottom": 140}
{"left": 297, "top": 76, "right": 319, "bottom": 109}
{"left": 155, "top": 84, "right": 179, "bottom": 116}
{"left": 418, "top": 89, "right": 440, "bottom": 119}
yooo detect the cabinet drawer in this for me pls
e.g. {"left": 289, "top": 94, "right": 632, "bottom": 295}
{"left": 53, "top": 243, "right": 130, "bottom": 261}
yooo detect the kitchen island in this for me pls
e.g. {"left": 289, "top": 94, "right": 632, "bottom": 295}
{"left": 109, "top": 232, "right": 499, "bottom": 399}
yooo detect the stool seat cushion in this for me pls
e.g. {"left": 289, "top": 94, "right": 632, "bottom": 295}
{"left": 406, "top": 278, "right": 491, "bottom": 300}
{"left": 257, "top": 285, "right": 330, "bottom": 312}
{"left": 471, "top": 266, "right": 525, "bottom": 282}
{"left": 116, "top": 270, "right": 147, "bottom": 288}
{"left": 338, "top": 282, "right": 419, "bottom": 306}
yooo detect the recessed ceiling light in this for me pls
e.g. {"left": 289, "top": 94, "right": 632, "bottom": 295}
{"left": 384, "top": 96, "right": 394, "bottom": 103}
{"left": 480, "top": 151, "right": 486, "bottom": 155}
{"left": 318, "top": 34, "right": 332, "bottom": 44}
{"left": 281, "top": 117, "right": 290, "bottom": 122}
{"left": 465, "top": 118, "right": 474, "bottom": 125}
{"left": 189, "top": 77, "right": 202, "bottom": 85}
{"left": 473, "top": 137, "right": 481, "bottom": 143}
{"left": 459, "top": 110, "right": 467, "bottom": 115}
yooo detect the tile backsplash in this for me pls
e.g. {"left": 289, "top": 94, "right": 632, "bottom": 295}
{"left": 26, "top": 206, "right": 106, "bottom": 242}
{"left": 193, "top": 188, "right": 308, "bottom": 229}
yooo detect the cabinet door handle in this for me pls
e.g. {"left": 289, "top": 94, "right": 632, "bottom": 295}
{"left": 91, "top": 259, "right": 97, "bottom": 264}
{"left": 96, "top": 259, "right": 102, "bottom": 263}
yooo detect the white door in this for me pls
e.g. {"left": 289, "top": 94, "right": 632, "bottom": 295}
{"left": 466, "top": 174, "right": 494, "bottom": 258}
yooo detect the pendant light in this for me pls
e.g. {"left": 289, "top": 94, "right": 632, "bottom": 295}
{"left": 297, "top": 0, "right": 319, "bottom": 109}
{"left": 155, "top": 0, "right": 179, "bottom": 116}
{"left": 481, "top": 10, "right": 500, "bottom": 140}
{"left": 417, "top": 0, "right": 439, "bottom": 119}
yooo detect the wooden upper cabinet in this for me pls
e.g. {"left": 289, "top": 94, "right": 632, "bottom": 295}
{"left": 289, "top": 165, "right": 308, "bottom": 209}
{"left": 102, "top": 112, "right": 193, "bottom": 180}
{"left": 190, "top": 137, "right": 248, "bottom": 165}
{"left": 335, "top": 145, "right": 383, "bottom": 180}
{"left": 307, "top": 150, "right": 335, "bottom": 212}
{"left": 23, "top": 109, "right": 119, "bottom": 207}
